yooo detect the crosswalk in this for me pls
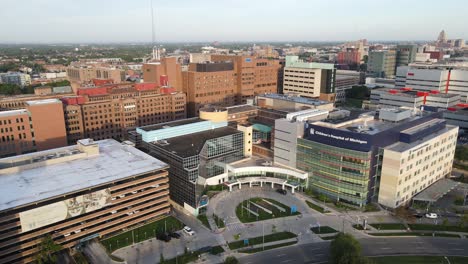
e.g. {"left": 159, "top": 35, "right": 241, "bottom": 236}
{"left": 226, "top": 222, "right": 245, "bottom": 232}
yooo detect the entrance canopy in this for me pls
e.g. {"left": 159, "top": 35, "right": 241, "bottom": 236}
{"left": 412, "top": 179, "right": 459, "bottom": 203}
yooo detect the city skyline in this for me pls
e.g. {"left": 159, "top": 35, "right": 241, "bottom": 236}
{"left": 1, "top": 0, "right": 468, "bottom": 43}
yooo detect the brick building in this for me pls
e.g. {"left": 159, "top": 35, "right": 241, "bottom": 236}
{"left": 61, "top": 83, "right": 186, "bottom": 144}
{"left": 182, "top": 62, "right": 237, "bottom": 117}
{"left": 0, "top": 99, "right": 67, "bottom": 158}
{"left": 210, "top": 55, "right": 282, "bottom": 104}
{"left": 142, "top": 57, "right": 182, "bottom": 91}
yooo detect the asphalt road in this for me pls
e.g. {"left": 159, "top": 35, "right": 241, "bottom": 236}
{"left": 239, "top": 237, "right": 468, "bottom": 264}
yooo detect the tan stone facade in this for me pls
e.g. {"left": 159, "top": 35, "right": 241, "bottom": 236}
{"left": 182, "top": 63, "right": 236, "bottom": 117}
{"left": 142, "top": 57, "right": 182, "bottom": 91}
{"left": 210, "top": 55, "right": 281, "bottom": 104}
{"left": 63, "top": 85, "right": 186, "bottom": 144}
{"left": 0, "top": 99, "right": 67, "bottom": 158}
{"left": 378, "top": 124, "right": 458, "bottom": 208}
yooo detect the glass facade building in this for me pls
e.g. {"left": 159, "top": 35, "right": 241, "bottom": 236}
{"left": 297, "top": 139, "right": 371, "bottom": 206}
{"left": 143, "top": 127, "right": 244, "bottom": 214}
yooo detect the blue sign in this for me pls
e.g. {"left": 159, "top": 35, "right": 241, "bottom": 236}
{"left": 244, "top": 239, "right": 249, "bottom": 245}
{"left": 80, "top": 233, "right": 99, "bottom": 243}
{"left": 245, "top": 58, "right": 252, "bottom": 62}
{"left": 291, "top": 206, "right": 297, "bottom": 214}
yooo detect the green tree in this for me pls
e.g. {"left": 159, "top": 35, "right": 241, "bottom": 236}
{"left": 224, "top": 256, "right": 239, "bottom": 264}
{"left": 330, "top": 233, "right": 364, "bottom": 264}
{"left": 35, "top": 235, "right": 63, "bottom": 264}
{"left": 0, "top": 83, "right": 22, "bottom": 95}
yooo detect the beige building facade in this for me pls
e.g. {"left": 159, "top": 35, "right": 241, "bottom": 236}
{"left": 378, "top": 121, "right": 458, "bottom": 208}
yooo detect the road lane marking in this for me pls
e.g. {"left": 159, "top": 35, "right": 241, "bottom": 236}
{"left": 380, "top": 247, "right": 391, "bottom": 250}
{"left": 451, "top": 248, "right": 463, "bottom": 251}
{"left": 277, "top": 254, "right": 286, "bottom": 257}
{"left": 280, "top": 260, "right": 292, "bottom": 263}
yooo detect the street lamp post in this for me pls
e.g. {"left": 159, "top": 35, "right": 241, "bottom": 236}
{"left": 444, "top": 256, "right": 451, "bottom": 264}
{"left": 262, "top": 221, "right": 265, "bottom": 251}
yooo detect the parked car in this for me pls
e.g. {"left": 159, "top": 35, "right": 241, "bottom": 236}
{"left": 183, "top": 226, "right": 195, "bottom": 236}
{"left": 425, "top": 213, "right": 438, "bottom": 219}
{"left": 276, "top": 189, "right": 287, "bottom": 195}
{"left": 156, "top": 233, "right": 171, "bottom": 242}
{"left": 413, "top": 213, "right": 424, "bottom": 218}
{"left": 169, "top": 232, "right": 181, "bottom": 239}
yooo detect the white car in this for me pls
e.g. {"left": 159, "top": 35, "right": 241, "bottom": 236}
{"left": 425, "top": 213, "right": 438, "bottom": 219}
{"left": 183, "top": 226, "right": 195, "bottom": 236}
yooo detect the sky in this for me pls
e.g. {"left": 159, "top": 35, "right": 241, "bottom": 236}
{"left": 1, "top": 0, "right": 467, "bottom": 43}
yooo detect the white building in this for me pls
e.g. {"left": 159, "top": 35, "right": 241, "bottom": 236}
{"left": 396, "top": 64, "right": 468, "bottom": 102}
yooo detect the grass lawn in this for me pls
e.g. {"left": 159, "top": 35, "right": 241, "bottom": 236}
{"left": 212, "top": 213, "right": 225, "bottom": 228}
{"left": 101, "top": 216, "right": 184, "bottom": 252}
{"left": 238, "top": 241, "right": 297, "bottom": 253}
{"left": 310, "top": 226, "right": 338, "bottom": 234}
{"left": 370, "top": 223, "right": 406, "bottom": 230}
{"left": 305, "top": 200, "right": 326, "bottom": 213}
{"left": 197, "top": 214, "right": 210, "bottom": 229}
{"left": 353, "top": 224, "right": 365, "bottom": 230}
{"left": 368, "top": 232, "right": 460, "bottom": 237}
{"left": 236, "top": 197, "right": 300, "bottom": 223}
{"left": 321, "top": 234, "right": 339, "bottom": 240}
{"left": 371, "top": 256, "right": 468, "bottom": 264}
{"left": 408, "top": 224, "right": 468, "bottom": 232}
{"left": 228, "top": 231, "right": 297, "bottom": 250}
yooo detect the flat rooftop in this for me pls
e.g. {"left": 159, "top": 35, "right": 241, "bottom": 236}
{"left": 316, "top": 109, "right": 433, "bottom": 135}
{"left": 258, "top": 93, "right": 331, "bottom": 106}
{"left": 227, "top": 104, "right": 257, "bottom": 114}
{"left": 375, "top": 88, "right": 460, "bottom": 99}
{"left": 25, "top": 99, "right": 62, "bottom": 105}
{"left": 139, "top": 118, "right": 201, "bottom": 132}
{"left": 385, "top": 124, "right": 457, "bottom": 153}
{"left": 152, "top": 126, "right": 241, "bottom": 158}
{"left": 0, "top": 109, "right": 28, "bottom": 118}
{"left": 0, "top": 139, "right": 168, "bottom": 212}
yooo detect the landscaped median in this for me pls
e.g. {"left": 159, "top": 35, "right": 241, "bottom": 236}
{"left": 228, "top": 231, "right": 297, "bottom": 251}
{"left": 197, "top": 214, "right": 210, "bottom": 229}
{"left": 236, "top": 197, "right": 300, "bottom": 223}
{"left": 101, "top": 216, "right": 184, "bottom": 252}
{"left": 370, "top": 256, "right": 468, "bottom": 264}
{"left": 305, "top": 200, "right": 327, "bottom": 213}
{"left": 310, "top": 226, "right": 338, "bottom": 234}
{"left": 212, "top": 213, "right": 225, "bottom": 228}
{"left": 367, "top": 232, "right": 460, "bottom": 237}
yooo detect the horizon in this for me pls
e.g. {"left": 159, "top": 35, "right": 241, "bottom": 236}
{"left": 1, "top": 0, "right": 467, "bottom": 43}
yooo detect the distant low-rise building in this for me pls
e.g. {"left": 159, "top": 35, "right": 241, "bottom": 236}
{"left": 368, "top": 50, "right": 397, "bottom": 78}
{"left": 0, "top": 72, "right": 31, "bottom": 87}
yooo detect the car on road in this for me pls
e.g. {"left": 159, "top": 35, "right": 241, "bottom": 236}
{"left": 425, "top": 213, "right": 438, "bottom": 219}
{"left": 169, "top": 232, "right": 181, "bottom": 239}
{"left": 183, "top": 226, "right": 195, "bottom": 236}
{"left": 276, "top": 189, "right": 287, "bottom": 195}
{"left": 156, "top": 233, "right": 171, "bottom": 242}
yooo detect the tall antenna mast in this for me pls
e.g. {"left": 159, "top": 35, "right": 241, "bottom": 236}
{"left": 150, "top": 0, "right": 159, "bottom": 60}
